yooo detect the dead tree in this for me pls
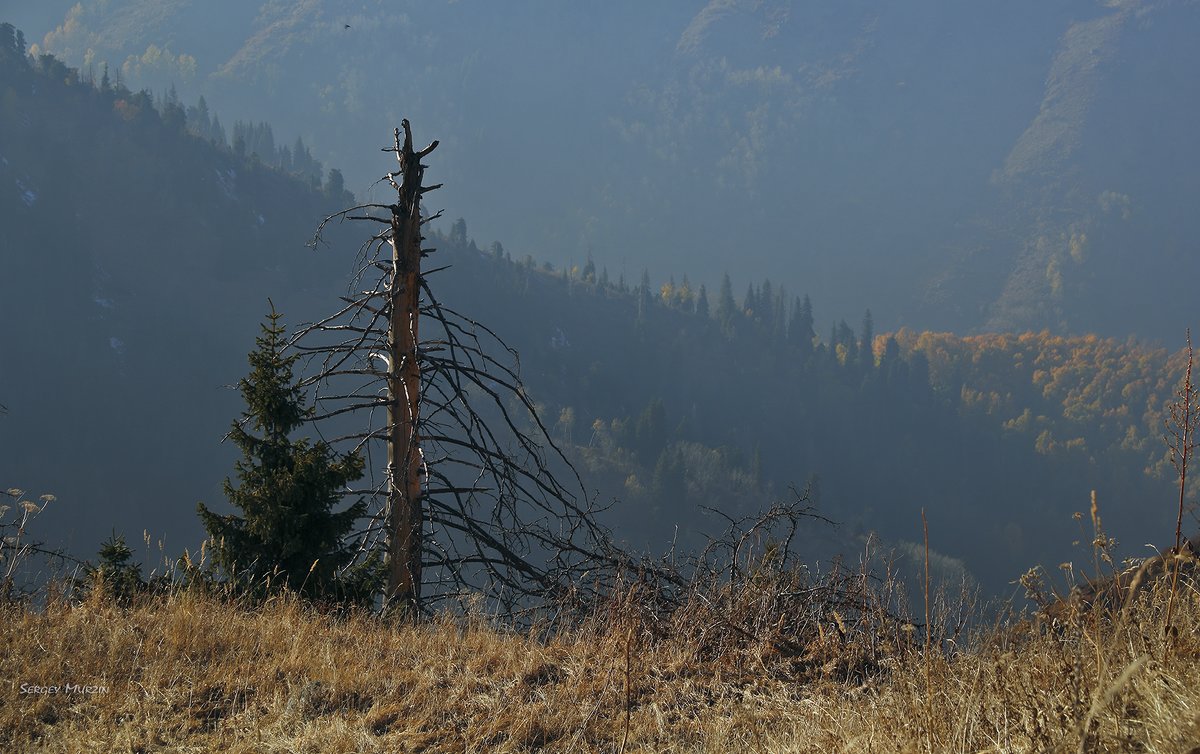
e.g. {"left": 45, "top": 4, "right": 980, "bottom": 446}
{"left": 293, "top": 123, "right": 851, "bottom": 626}
{"left": 296, "top": 121, "right": 627, "bottom": 616}
{"left": 381, "top": 120, "right": 428, "bottom": 610}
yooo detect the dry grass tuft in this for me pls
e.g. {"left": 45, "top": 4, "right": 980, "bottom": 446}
{"left": 2, "top": 564, "right": 1199, "bottom": 753}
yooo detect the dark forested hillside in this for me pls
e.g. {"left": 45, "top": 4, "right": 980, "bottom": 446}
{"left": 0, "top": 33, "right": 355, "bottom": 556}
{"left": 18, "top": 1, "right": 1200, "bottom": 342}
{"left": 0, "top": 32, "right": 1187, "bottom": 595}
{"left": 427, "top": 235, "right": 1183, "bottom": 593}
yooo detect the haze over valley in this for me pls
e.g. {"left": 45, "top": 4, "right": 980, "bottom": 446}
{"left": 4, "top": 1, "right": 1200, "bottom": 599}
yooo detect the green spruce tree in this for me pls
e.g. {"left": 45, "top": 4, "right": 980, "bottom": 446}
{"left": 788, "top": 295, "right": 815, "bottom": 357}
{"left": 859, "top": 309, "right": 875, "bottom": 371}
{"left": 716, "top": 273, "right": 737, "bottom": 336}
{"left": 82, "top": 532, "right": 144, "bottom": 603}
{"left": 198, "top": 306, "right": 376, "bottom": 601}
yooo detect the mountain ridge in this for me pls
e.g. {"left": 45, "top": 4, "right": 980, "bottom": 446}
{"left": 18, "top": 0, "right": 1200, "bottom": 341}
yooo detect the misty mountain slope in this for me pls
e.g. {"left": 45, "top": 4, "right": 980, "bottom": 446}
{"left": 21, "top": 0, "right": 1200, "bottom": 342}
{"left": 979, "top": 1, "right": 1200, "bottom": 336}
{"left": 1, "top": 41, "right": 1188, "bottom": 595}
{"left": 998, "top": 7, "right": 1126, "bottom": 184}
{"left": 0, "top": 45, "right": 356, "bottom": 555}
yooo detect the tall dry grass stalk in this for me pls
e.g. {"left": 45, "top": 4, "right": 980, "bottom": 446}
{"left": 921, "top": 507, "right": 933, "bottom": 754}
{"left": 1164, "top": 330, "right": 1197, "bottom": 647}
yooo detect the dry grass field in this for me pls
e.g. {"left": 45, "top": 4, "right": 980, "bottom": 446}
{"left": 3, "top": 557, "right": 1200, "bottom": 754}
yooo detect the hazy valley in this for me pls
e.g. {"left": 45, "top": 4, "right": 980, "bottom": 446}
{"left": 3, "top": 4, "right": 1200, "bottom": 751}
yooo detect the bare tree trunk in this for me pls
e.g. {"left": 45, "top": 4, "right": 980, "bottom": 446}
{"left": 386, "top": 121, "right": 437, "bottom": 612}
{"left": 301, "top": 121, "right": 636, "bottom": 618}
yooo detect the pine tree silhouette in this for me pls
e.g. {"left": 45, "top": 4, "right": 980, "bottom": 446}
{"left": 198, "top": 305, "right": 378, "bottom": 601}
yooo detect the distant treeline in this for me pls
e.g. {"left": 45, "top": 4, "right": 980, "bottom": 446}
{"left": 187, "top": 100, "right": 328, "bottom": 191}
{"left": 0, "top": 22, "right": 342, "bottom": 199}
{"left": 433, "top": 221, "right": 1186, "bottom": 590}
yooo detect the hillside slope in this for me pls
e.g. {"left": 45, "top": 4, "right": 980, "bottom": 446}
{"left": 4, "top": 577, "right": 1200, "bottom": 752}
{"left": 19, "top": 0, "right": 1200, "bottom": 340}
{"left": 0, "top": 38, "right": 354, "bottom": 554}
{"left": 0, "top": 37, "right": 1188, "bottom": 595}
